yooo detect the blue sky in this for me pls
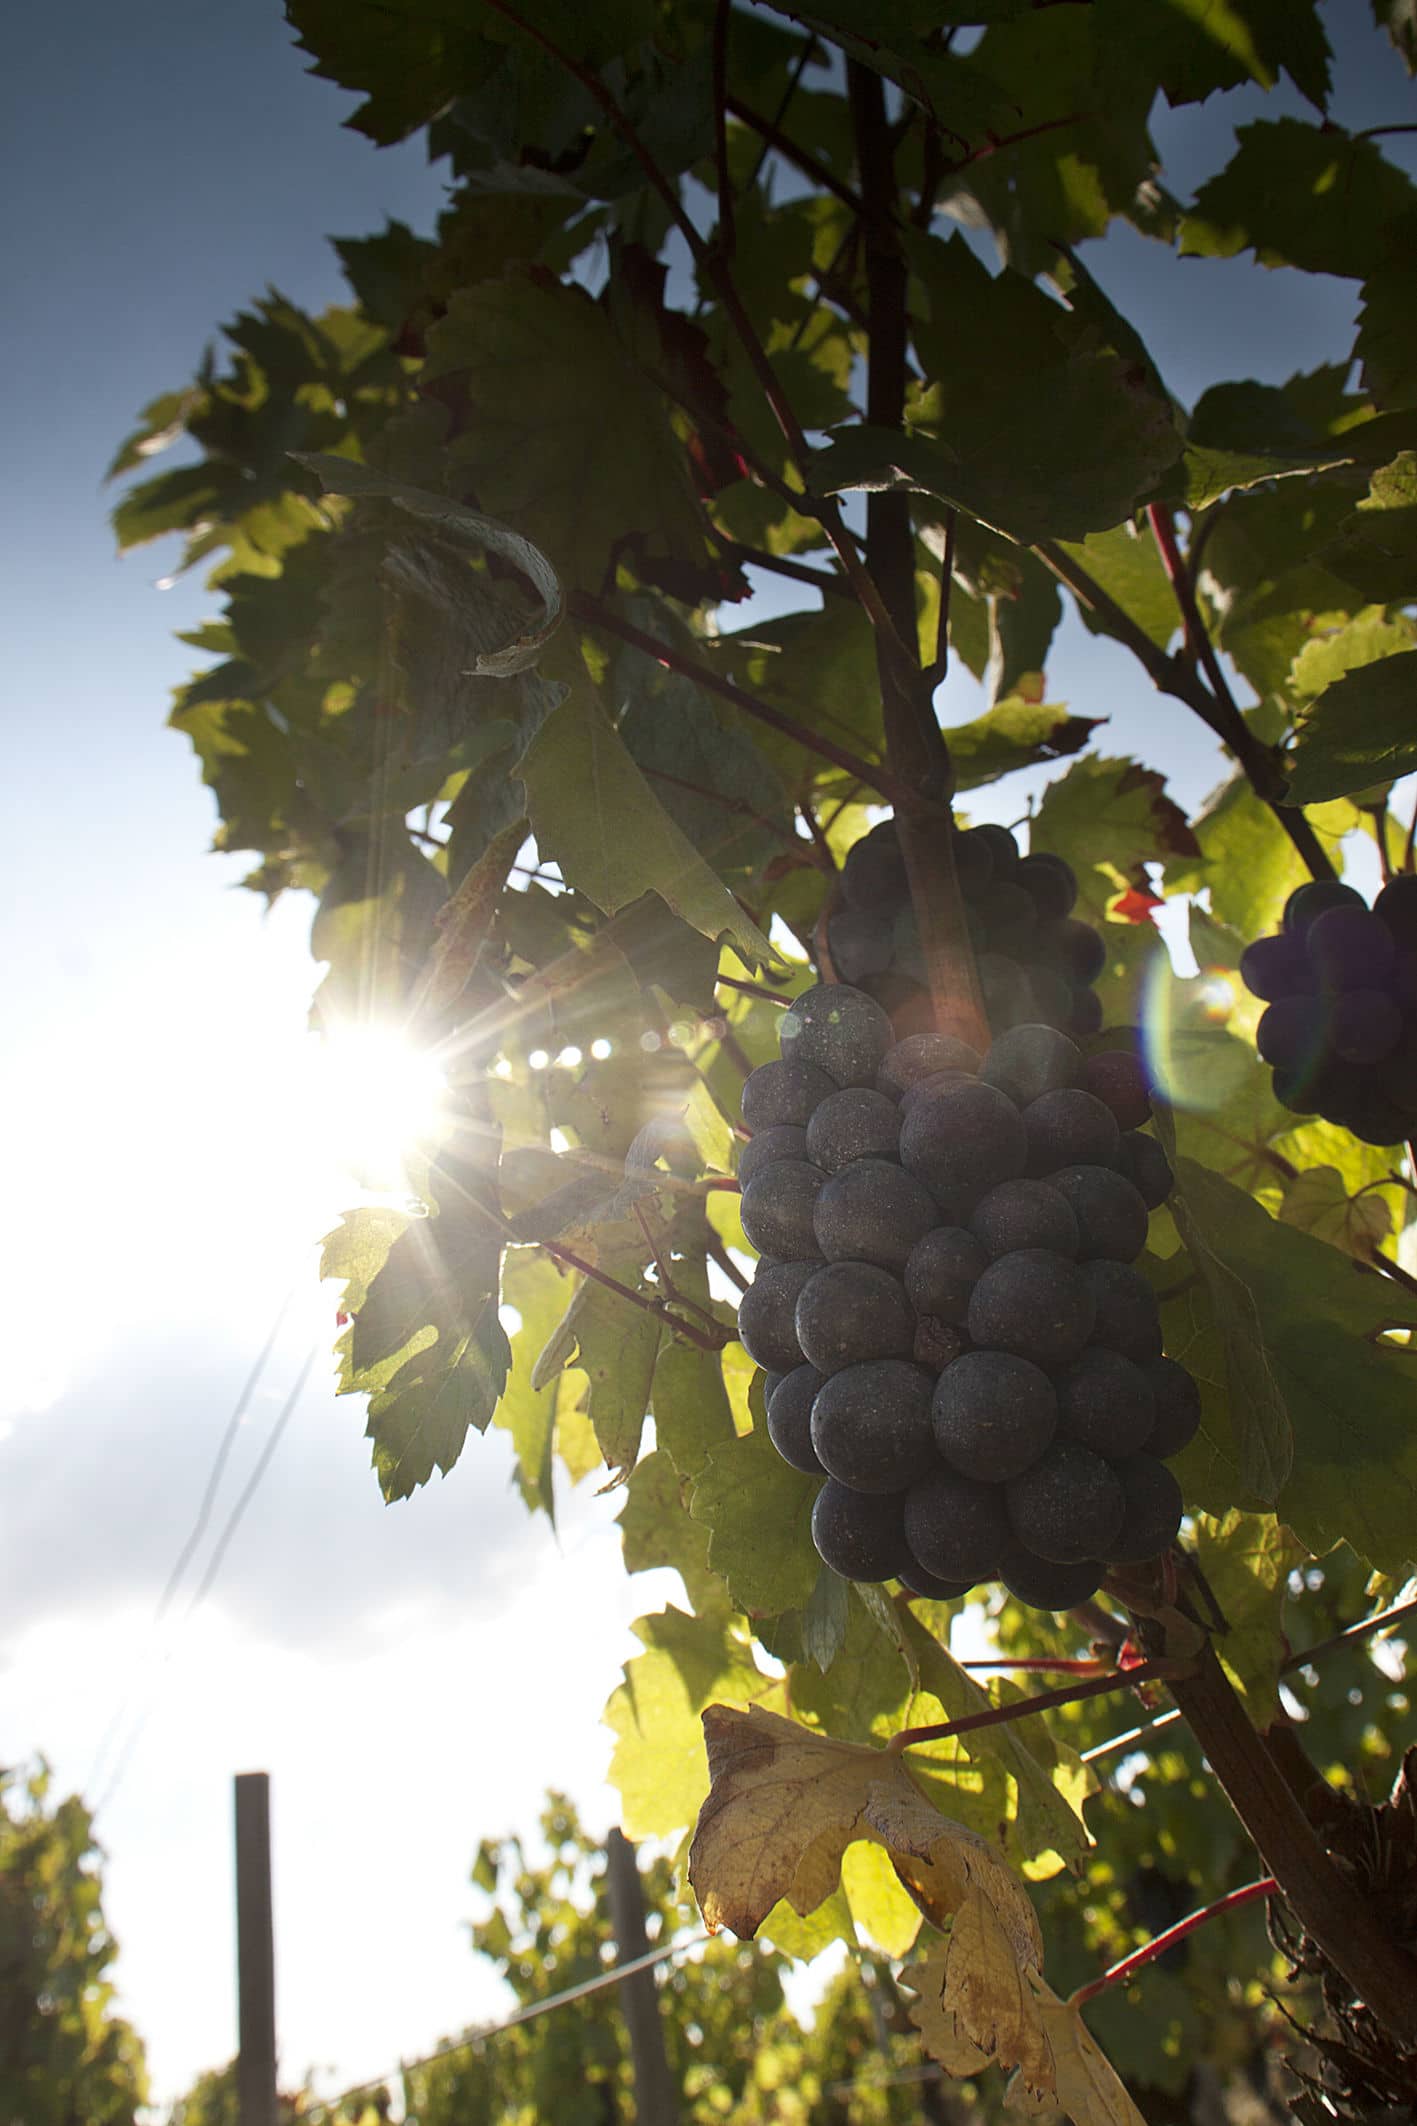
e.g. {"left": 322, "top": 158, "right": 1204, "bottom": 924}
{"left": 2, "top": 1, "right": 1414, "bottom": 2114}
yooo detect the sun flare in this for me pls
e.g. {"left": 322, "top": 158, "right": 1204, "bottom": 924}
{"left": 312, "top": 1024, "right": 450, "bottom": 1190}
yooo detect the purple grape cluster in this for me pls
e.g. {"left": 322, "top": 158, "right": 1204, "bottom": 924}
{"left": 1241, "top": 877, "right": 1417, "bottom": 1147}
{"left": 736, "top": 987, "right": 1199, "bottom": 1614}
{"left": 827, "top": 817, "right": 1106, "bottom": 1041}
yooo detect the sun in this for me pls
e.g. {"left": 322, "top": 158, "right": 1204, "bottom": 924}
{"left": 310, "top": 1023, "right": 451, "bottom": 1192}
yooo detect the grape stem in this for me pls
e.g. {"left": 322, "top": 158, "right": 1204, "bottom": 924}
{"left": 1068, "top": 1876, "right": 1278, "bottom": 2009}
{"left": 886, "top": 1656, "right": 1192, "bottom": 1753}
{"left": 716, "top": 974, "right": 795, "bottom": 1006}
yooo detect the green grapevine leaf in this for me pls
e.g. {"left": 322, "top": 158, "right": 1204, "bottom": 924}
{"left": 494, "top": 1247, "right": 572, "bottom": 1517}
{"left": 1192, "top": 1510, "right": 1307, "bottom": 1722}
{"left": 1032, "top": 753, "right": 1198, "bottom": 920}
{"left": 689, "top": 1421, "right": 822, "bottom": 1618}
{"left": 1286, "top": 643, "right": 1417, "bottom": 801}
{"left": 604, "top": 1606, "right": 774, "bottom": 1839}
{"left": 617, "top": 1450, "right": 723, "bottom": 1615}
{"left": 1321, "top": 452, "right": 1417, "bottom": 604}
{"left": 1278, "top": 1167, "right": 1393, "bottom": 1260}
{"left": 1180, "top": 119, "right": 1417, "bottom": 278}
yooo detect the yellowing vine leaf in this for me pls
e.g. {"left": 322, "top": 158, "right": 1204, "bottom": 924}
{"left": 688, "top": 1704, "right": 1041, "bottom": 1962}
{"left": 1013, "top": 1978, "right": 1149, "bottom": 2126}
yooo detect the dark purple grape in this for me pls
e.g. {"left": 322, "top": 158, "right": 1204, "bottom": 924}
{"left": 977, "top": 952, "right": 1033, "bottom": 1030}
{"left": 1375, "top": 1025, "right": 1417, "bottom": 1120}
{"left": 1054, "top": 1349, "right": 1156, "bottom": 1458}
{"left": 862, "top": 971, "right": 933, "bottom": 1033}
{"left": 1082, "top": 1050, "right": 1153, "bottom": 1132}
{"left": 779, "top": 983, "right": 894, "bottom": 1089}
{"left": 1081, "top": 1260, "right": 1163, "bottom": 1363}
{"left": 1049, "top": 1164, "right": 1151, "bottom": 1263}
{"left": 1024, "top": 1087, "right": 1122, "bottom": 1174}
{"left": 762, "top": 1370, "right": 786, "bottom": 1402}
{"left": 970, "top": 1178, "right": 1079, "bottom": 1259}
{"left": 981, "top": 1023, "right": 1083, "bottom": 1106}
{"left": 739, "top": 1125, "right": 809, "bottom": 1187}
{"left": 841, "top": 821, "right": 907, "bottom": 912}
{"left": 1069, "top": 988, "right": 1105, "bottom": 1037}
{"left": 900, "top": 1068, "right": 979, "bottom": 1117}
{"left": 913, "top": 1316, "right": 967, "bottom": 1370}
{"left": 827, "top": 909, "right": 895, "bottom": 983}
{"left": 742, "top": 1058, "right": 838, "bottom": 1130}
{"left": 951, "top": 826, "right": 997, "bottom": 892}
{"left": 1106, "top": 1454, "right": 1184, "bottom": 1564}
{"left": 740, "top": 1161, "right": 827, "bottom": 1260}
{"left": 967, "top": 1249, "right": 1096, "bottom": 1367}
{"left": 877, "top": 1033, "right": 981, "bottom": 1098}
{"left": 1017, "top": 852, "right": 1077, "bottom": 920}
{"left": 898, "top": 1563, "right": 976, "bottom": 1601}
{"left": 904, "top": 1226, "right": 989, "bottom": 1324}
{"left": 1021, "top": 965, "right": 1076, "bottom": 1031}
{"left": 810, "top": 1360, "right": 939, "bottom": 1493}
{"left": 903, "top": 1465, "right": 1011, "bottom": 1583}
{"left": 806, "top": 1088, "right": 901, "bottom": 1172}
{"left": 737, "top": 1260, "right": 817, "bottom": 1372}
{"left": 1339, "top": 1083, "right": 1411, "bottom": 1147}
{"left": 1043, "top": 917, "right": 1107, "bottom": 986}
{"left": 998, "top": 1541, "right": 1104, "bottom": 1611}
{"left": 1283, "top": 879, "right": 1364, "bottom": 935}
{"left": 890, "top": 906, "right": 926, "bottom": 983}
{"left": 1256, "top": 995, "right": 1327, "bottom": 1070}
{"left": 977, "top": 881, "right": 1040, "bottom": 956}
{"left": 899, "top": 1079, "right": 1027, "bottom": 1211}
{"left": 932, "top": 1350, "right": 1057, "bottom": 1482}
{"left": 814, "top": 1159, "right": 939, "bottom": 1273}
{"left": 1141, "top": 1356, "right": 1201, "bottom": 1458}
{"left": 1330, "top": 989, "right": 1404, "bottom": 1064}
{"left": 1007, "top": 1440, "right": 1126, "bottom": 1563}
{"left": 1114, "top": 1132, "right": 1174, "bottom": 1212}
{"left": 1306, "top": 906, "right": 1398, "bottom": 992}
{"left": 1374, "top": 874, "right": 1417, "bottom": 950}
{"left": 812, "top": 1481, "right": 908, "bottom": 1581}
{"left": 766, "top": 1366, "right": 826, "bottom": 1475}
{"left": 968, "top": 822, "right": 1021, "bottom": 876}
{"left": 1239, "top": 932, "right": 1312, "bottom": 1002}
{"left": 796, "top": 1261, "right": 916, "bottom": 1373}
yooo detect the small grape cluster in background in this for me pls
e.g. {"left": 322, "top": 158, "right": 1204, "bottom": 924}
{"left": 1242, "top": 875, "right": 1417, "bottom": 1147}
{"left": 826, "top": 817, "right": 1106, "bottom": 1040}
{"left": 735, "top": 983, "right": 1200, "bottom": 1614}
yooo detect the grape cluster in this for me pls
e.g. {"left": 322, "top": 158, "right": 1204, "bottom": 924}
{"left": 736, "top": 987, "right": 1197, "bottom": 1614}
{"left": 827, "top": 817, "right": 1106, "bottom": 1041}
{"left": 1241, "top": 877, "right": 1417, "bottom": 1147}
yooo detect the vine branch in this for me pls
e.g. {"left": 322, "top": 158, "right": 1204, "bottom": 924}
{"left": 889, "top": 1657, "right": 1189, "bottom": 1752}
{"left": 1069, "top": 1877, "right": 1278, "bottom": 2009}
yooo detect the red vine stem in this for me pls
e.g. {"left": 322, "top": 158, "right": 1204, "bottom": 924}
{"left": 570, "top": 592, "right": 914, "bottom": 804}
{"left": 716, "top": 974, "right": 794, "bottom": 1006}
{"left": 1068, "top": 1877, "right": 1278, "bottom": 2009}
{"left": 888, "top": 1657, "right": 1189, "bottom": 1753}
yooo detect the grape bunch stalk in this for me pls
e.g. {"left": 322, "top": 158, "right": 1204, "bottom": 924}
{"left": 736, "top": 986, "right": 1199, "bottom": 1613}
{"left": 1241, "top": 875, "right": 1417, "bottom": 1146}
{"left": 826, "top": 815, "right": 1107, "bottom": 1039}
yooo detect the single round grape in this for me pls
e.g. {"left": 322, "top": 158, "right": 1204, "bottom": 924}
{"left": 737, "top": 1260, "right": 817, "bottom": 1372}
{"left": 899, "top": 1079, "right": 1027, "bottom": 1211}
{"left": 814, "top": 1159, "right": 939, "bottom": 1273}
{"left": 827, "top": 908, "right": 895, "bottom": 984}
{"left": 967, "top": 1249, "right": 1096, "bottom": 1368}
{"left": 970, "top": 1178, "right": 1079, "bottom": 1260}
{"left": 1342, "top": 1086, "right": 1412, "bottom": 1146}
{"left": 900, "top": 1067, "right": 979, "bottom": 1117}
{"left": 1054, "top": 1348, "right": 1157, "bottom": 1457}
{"left": 878, "top": 1033, "right": 981, "bottom": 1098}
{"left": 1374, "top": 873, "right": 1417, "bottom": 950}
{"left": 740, "top": 1160, "right": 827, "bottom": 1261}
{"left": 1256, "top": 995, "right": 1327, "bottom": 1070}
{"left": 811, "top": 1360, "right": 939, "bottom": 1493}
{"left": 742, "top": 1057, "right": 838, "bottom": 1130}
{"left": 977, "top": 952, "right": 1033, "bottom": 1030}
{"left": 951, "top": 826, "right": 997, "bottom": 892}
{"left": 1020, "top": 965, "right": 1076, "bottom": 1031}
{"left": 1330, "top": 989, "right": 1404, "bottom": 1064}
{"left": 1376, "top": 1025, "right": 1417, "bottom": 1119}
{"left": 1106, "top": 1454, "right": 1184, "bottom": 1565}
{"left": 762, "top": 1370, "right": 786, "bottom": 1403}
{"left": 1068, "top": 988, "right": 1104, "bottom": 1037}
{"left": 1081, "top": 1260, "right": 1163, "bottom": 1362}
{"left": 795, "top": 1260, "right": 916, "bottom": 1374}
{"left": 1017, "top": 851, "right": 1077, "bottom": 920}
{"left": 1283, "top": 879, "right": 1364, "bottom": 935}
{"left": 842, "top": 821, "right": 908, "bottom": 912}
{"left": 806, "top": 1087, "right": 901, "bottom": 1172}
{"left": 914, "top": 1315, "right": 967, "bottom": 1371}
{"left": 1049, "top": 1164, "right": 1150, "bottom": 1263}
{"left": 981, "top": 1023, "right": 1083, "bottom": 1106}
{"left": 1114, "top": 1132, "right": 1174, "bottom": 1212}
{"left": 977, "top": 881, "right": 1040, "bottom": 956}
{"left": 1082, "top": 1050, "right": 1153, "bottom": 1132}
{"left": 898, "top": 1562, "right": 976, "bottom": 1601}
{"left": 1042, "top": 917, "right": 1107, "bottom": 986}
{"left": 739, "top": 1124, "right": 808, "bottom": 1188}
{"left": 998, "top": 1540, "right": 1103, "bottom": 1611}
{"left": 932, "top": 1350, "right": 1057, "bottom": 1482}
{"left": 1307, "top": 905, "right": 1398, "bottom": 992}
{"left": 904, "top": 1226, "right": 989, "bottom": 1324}
{"left": 1239, "top": 932, "right": 1312, "bottom": 1002}
{"left": 779, "top": 982, "right": 894, "bottom": 1090}
{"left": 1024, "top": 1087, "right": 1122, "bottom": 1174}
{"left": 1271, "top": 1065, "right": 1319, "bottom": 1116}
{"left": 812, "top": 1481, "right": 908, "bottom": 1582}
{"left": 903, "top": 1465, "right": 1011, "bottom": 1583}
{"left": 765, "top": 1366, "right": 826, "bottom": 1475}
{"left": 1007, "top": 1439, "right": 1126, "bottom": 1563}
{"left": 1141, "top": 1356, "right": 1201, "bottom": 1458}
{"left": 968, "top": 822, "right": 1021, "bottom": 877}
